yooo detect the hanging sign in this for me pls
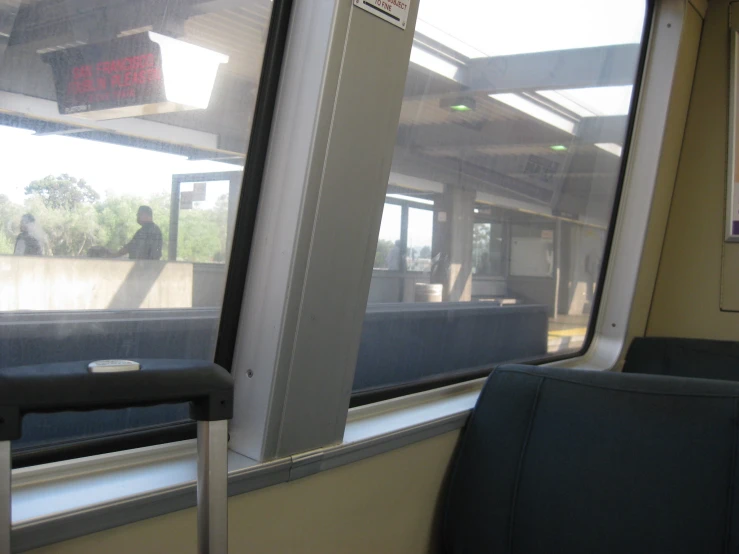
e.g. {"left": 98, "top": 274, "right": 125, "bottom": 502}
{"left": 193, "top": 182, "right": 207, "bottom": 202}
{"left": 353, "top": 0, "right": 410, "bottom": 30}
{"left": 43, "top": 32, "right": 227, "bottom": 121}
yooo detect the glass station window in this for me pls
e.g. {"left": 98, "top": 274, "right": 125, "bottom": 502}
{"left": 374, "top": 203, "right": 402, "bottom": 270}
{"left": 406, "top": 207, "right": 433, "bottom": 272}
{"left": 355, "top": 0, "right": 649, "bottom": 396}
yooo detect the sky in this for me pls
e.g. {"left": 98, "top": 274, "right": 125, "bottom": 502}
{"left": 0, "top": 125, "right": 241, "bottom": 206}
{"left": 416, "top": 0, "right": 646, "bottom": 59}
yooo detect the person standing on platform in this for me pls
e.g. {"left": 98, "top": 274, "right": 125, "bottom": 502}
{"left": 13, "top": 213, "right": 46, "bottom": 256}
{"left": 112, "top": 205, "right": 163, "bottom": 260}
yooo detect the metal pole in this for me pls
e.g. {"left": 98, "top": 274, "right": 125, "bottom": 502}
{"left": 0, "top": 441, "right": 10, "bottom": 554}
{"left": 197, "top": 420, "right": 228, "bottom": 554}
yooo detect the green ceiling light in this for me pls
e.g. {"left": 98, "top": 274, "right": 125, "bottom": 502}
{"left": 440, "top": 96, "right": 476, "bottom": 112}
{"left": 550, "top": 144, "right": 568, "bottom": 152}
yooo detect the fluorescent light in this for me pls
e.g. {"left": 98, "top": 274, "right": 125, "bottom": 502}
{"left": 118, "top": 26, "right": 153, "bottom": 37}
{"left": 490, "top": 93, "right": 575, "bottom": 134}
{"left": 595, "top": 143, "right": 623, "bottom": 156}
{"left": 148, "top": 32, "right": 228, "bottom": 109}
{"left": 550, "top": 86, "right": 633, "bottom": 116}
{"left": 550, "top": 145, "right": 568, "bottom": 152}
{"left": 386, "top": 193, "right": 434, "bottom": 205}
{"left": 414, "top": 20, "right": 488, "bottom": 59}
{"left": 410, "top": 46, "right": 460, "bottom": 81}
{"left": 451, "top": 104, "right": 472, "bottom": 112}
{"left": 537, "top": 90, "right": 596, "bottom": 117}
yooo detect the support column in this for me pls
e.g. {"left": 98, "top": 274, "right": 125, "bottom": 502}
{"left": 431, "top": 186, "right": 475, "bottom": 302}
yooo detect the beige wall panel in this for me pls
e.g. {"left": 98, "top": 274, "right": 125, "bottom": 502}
{"left": 648, "top": 0, "right": 739, "bottom": 338}
{"left": 30, "top": 431, "right": 460, "bottom": 554}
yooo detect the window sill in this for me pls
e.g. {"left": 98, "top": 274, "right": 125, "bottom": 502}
{"left": 10, "top": 379, "right": 482, "bottom": 552}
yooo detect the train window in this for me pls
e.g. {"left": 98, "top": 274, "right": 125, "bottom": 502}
{"left": 353, "top": 0, "right": 649, "bottom": 399}
{"left": 0, "top": 0, "right": 275, "bottom": 459}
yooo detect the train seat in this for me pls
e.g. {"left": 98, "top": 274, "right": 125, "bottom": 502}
{"left": 624, "top": 336, "right": 739, "bottom": 382}
{"left": 442, "top": 365, "right": 739, "bottom": 553}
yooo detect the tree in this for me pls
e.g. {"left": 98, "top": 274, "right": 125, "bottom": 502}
{"left": 25, "top": 174, "right": 99, "bottom": 211}
{"left": 95, "top": 192, "right": 172, "bottom": 256}
{"left": 0, "top": 195, "right": 23, "bottom": 255}
{"left": 472, "top": 223, "right": 492, "bottom": 275}
{"left": 20, "top": 174, "right": 102, "bottom": 257}
{"left": 24, "top": 196, "right": 100, "bottom": 257}
{"left": 374, "top": 239, "right": 394, "bottom": 268}
{"left": 1, "top": 175, "right": 234, "bottom": 263}
{"left": 419, "top": 245, "right": 431, "bottom": 259}
{"left": 177, "top": 194, "right": 228, "bottom": 263}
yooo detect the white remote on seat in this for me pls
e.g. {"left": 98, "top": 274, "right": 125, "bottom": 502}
{"left": 87, "top": 360, "right": 141, "bottom": 373}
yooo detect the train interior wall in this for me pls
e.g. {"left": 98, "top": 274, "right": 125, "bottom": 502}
{"left": 29, "top": 432, "right": 460, "bottom": 554}
{"left": 646, "top": 0, "right": 739, "bottom": 341}
{"left": 24, "top": 0, "right": 727, "bottom": 552}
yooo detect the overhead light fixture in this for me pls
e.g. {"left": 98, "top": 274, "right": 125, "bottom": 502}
{"left": 409, "top": 46, "right": 461, "bottom": 81}
{"left": 149, "top": 33, "right": 228, "bottom": 110}
{"left": 537, "top": 90, "right": 595, "bottom": 118}
{"left": 539, "top": 86, "right": 634, "bottom": 117}
{"left": 550, "top": 145, "right": 568, "bottom": 152}
{"left": 595, "top": 142, "right": 623, "bottom": 156}
{"left": 440, "top": 96, "right": 476, "bottom": 112}
{"left": 386, "top": 193, "right": 434, "bottom": 206}
{"left": 490, "top": 93, "right": 575, "bottom": 134}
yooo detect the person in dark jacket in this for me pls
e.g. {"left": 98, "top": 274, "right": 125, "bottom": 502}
{"left": 13, "top": 214, "right": 44, "bottom": 256}
{"left": 112, "top": 205, "right": 163, "bottom": 260}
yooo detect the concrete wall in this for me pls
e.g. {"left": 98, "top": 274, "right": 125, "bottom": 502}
{"left": 0, "top": 256, "right": 226, "bottom": 311}
{"left": 29, "top": 430, "right": 460, "bottom": 554}
{"left": 507, "top": 276, "right": 556, "bottom": 316}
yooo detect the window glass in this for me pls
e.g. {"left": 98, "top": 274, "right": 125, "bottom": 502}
{"left": 355, "top": 0, "right": 648, "bottom": 394}
{"left": 0, "top": 0, "right": 274, "bottom": 451}
{"left": 406, "top": 207, "right": 432, "bottom": 272}
{"left": 472, "top": 221, "right": 503, "bottom": 277}
{"left": 373, "top": 203, "right": 402, "bottom": 270}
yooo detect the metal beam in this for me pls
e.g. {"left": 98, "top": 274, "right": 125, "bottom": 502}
{"left": 577, "top": 115, "right": 628, "bottom": 144}
{"left": 397, "top": 118, "right": 569, "bottom": 150}
{"left": 391, "top": 148, "right": 553, "bottom": 205}
{"left": 7, "top": 0, "right": 192, "bottom": 49}
{"left": 397, "top": 115, "right": 628, "bottom": 151}
{"left": 464, "top": 44, "right": 641, "bottom": 94}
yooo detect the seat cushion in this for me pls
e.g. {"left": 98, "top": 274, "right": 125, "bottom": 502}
{"left": 443, "top": 365, "right": 739, "bottom": 554}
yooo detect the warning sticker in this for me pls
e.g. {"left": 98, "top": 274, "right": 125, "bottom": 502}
{"left": 354, "top": 0, "right": 410, "bottom": 30}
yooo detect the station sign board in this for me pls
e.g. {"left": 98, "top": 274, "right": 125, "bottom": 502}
{"left": 43, "top": 32, "right": 227, "bottom": 120}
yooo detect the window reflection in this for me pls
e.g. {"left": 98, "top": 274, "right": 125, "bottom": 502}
{"left": 359, "top": 0, "right": 647, "bottom": 392}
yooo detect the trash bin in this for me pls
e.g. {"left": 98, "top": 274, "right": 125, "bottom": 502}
{"left": 415, "top": 283, "right": 443, "bottom": 303}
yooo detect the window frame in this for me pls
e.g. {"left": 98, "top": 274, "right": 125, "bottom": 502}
{"left": 348, "top": 0, "right": 658, "bottom": 406}
{"left": 227, "top": 0, "right": 673, "bottom": 448}
{"left": 4, "top": 0, "right": 296, "bottom": 467}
